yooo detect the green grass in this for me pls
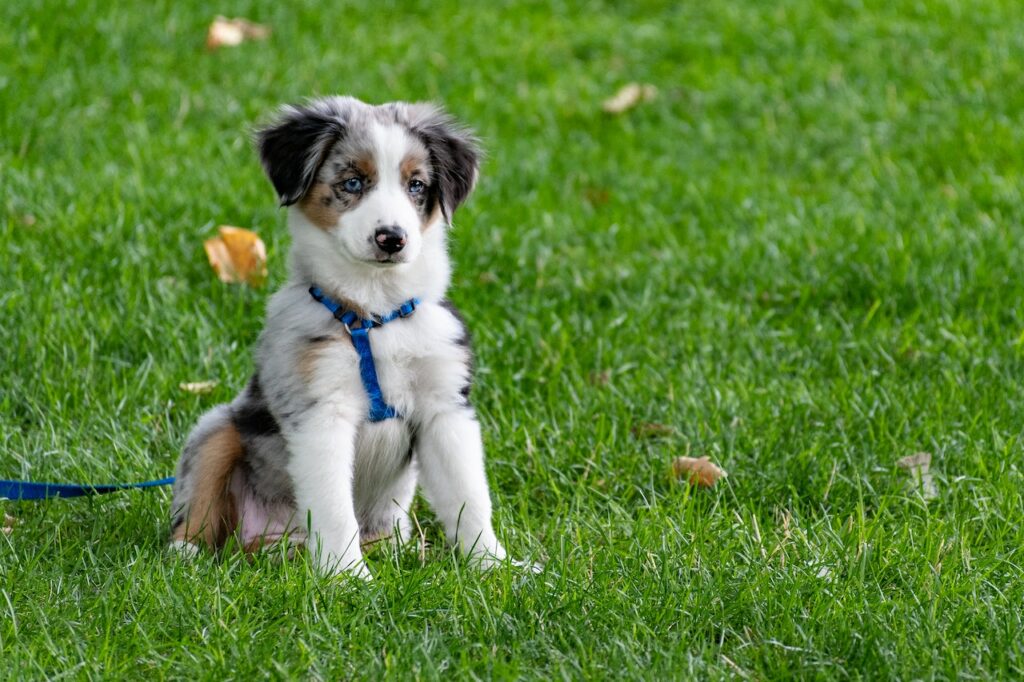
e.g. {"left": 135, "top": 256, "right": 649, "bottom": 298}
{"left": 2, "top": 0, "right": 1024, "bottom": 678}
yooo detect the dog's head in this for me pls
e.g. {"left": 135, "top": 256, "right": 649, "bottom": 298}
{"left": 257, "top": 97, "right": 480, "bottom": 267}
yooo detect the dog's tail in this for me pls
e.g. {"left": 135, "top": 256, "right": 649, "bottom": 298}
{"left": 169, "top": 404, "right": 244, "bottom": 552}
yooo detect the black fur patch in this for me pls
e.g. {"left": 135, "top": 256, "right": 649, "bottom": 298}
{"left": 408, "top": 112, "right": 480, "bottom": 222}
{"left": 257, "top": 103, "right": 348, "bottom": 206}
{"left": 232, "top": 375, "right": 281, "bottom": 437}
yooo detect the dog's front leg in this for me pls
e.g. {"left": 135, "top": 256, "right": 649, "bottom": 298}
{"left": 285, "top": 409, "right": 369, "bottom": 579}
{"left": 417, "top": 410, "right": 508, "bottom": 567}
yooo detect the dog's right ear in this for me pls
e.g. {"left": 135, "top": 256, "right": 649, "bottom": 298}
{"left": 256, "top": 103, "right": 346, "bottom": 206}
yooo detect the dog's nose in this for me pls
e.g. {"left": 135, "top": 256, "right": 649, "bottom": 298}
{"left": 374, "top": 226, "right": 407, "bottom": 254}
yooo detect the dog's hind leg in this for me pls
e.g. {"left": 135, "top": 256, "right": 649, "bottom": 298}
{"left": 359, "top": 462, "right": 418, "bottom": 548}
{"left": 169, "top": 404, "right": 244, "bottom": 555}
{"left": 353, "top": 422, "right": 417, "bottom": 548}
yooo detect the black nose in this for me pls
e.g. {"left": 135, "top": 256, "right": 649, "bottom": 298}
{"left": 374, "top": 226, "right": 407, "bottom": 254}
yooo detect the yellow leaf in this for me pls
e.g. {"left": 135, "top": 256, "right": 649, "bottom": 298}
{"left": 602, "top": 83, "right": 658, "bottom": 114}
{"left": 206, "top": 16, "right": 271, "bottom": 50}
{"left": 204, "top": 226, "right": 267, "bottom": 286}
{"left": 672, "top": 456, "right": 728, "bottom": 487}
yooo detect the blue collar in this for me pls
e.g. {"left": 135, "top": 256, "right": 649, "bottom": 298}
{"left": 309, "top": 286, "right": 420, "bottom": 422}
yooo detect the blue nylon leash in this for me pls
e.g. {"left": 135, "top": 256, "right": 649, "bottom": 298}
{"left": 0, "top": 476, "right": 175, "bottom": 501}
{"left": 309, "top": 286, "right": 419, "bottom": 422}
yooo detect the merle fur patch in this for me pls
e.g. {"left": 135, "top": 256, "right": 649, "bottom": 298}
{"left": 257, "top": 100, "right": 352, "bottom": 206}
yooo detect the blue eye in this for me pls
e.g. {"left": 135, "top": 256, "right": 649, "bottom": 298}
{"left": 342, "top": 177, "right": 363, "bottom": 193}
{"left": 408, "top": 179, "right": 425, "bottom": 195}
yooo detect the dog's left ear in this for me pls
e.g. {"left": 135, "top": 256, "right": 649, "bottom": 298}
{"left": 256, "top": 101, "right": 347, "bottom": 206}
{"left": 405, "top": 104, "right": 482, "bottom": 223}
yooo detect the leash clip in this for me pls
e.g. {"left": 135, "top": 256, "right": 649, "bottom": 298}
{"left": 333, "top": 308, "right": 360, "bottom": 335}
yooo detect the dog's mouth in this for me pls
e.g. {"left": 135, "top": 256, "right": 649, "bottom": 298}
{"left": 369, "top": 254, "right": 406, "bottom": 266}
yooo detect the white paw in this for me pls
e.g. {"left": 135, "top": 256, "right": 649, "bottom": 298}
{"left": 168, "top": 540, "right": 200, "bottom": 559}
{"left": 317, "top": 551, "right": 373, "bottom": 581}
{"left": 346, "top": 561, "right": 373, "bottom": 582}
{"left": 472, "top": 551, "right": 542, "bottom": 574}
{"left": 510, "top": 558, "right": 544, "bottom": 574}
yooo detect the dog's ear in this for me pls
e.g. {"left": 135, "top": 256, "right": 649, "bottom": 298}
{"left": 404, "top": 104, "right": 481, "bottom": 223}
{"left": 256, "top": 102, "right": 347, "bottom": 206}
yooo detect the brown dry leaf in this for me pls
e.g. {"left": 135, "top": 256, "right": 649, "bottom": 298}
{"left": 632, "top": 422, "right": 675, "bottom": 439}
{"left": 672, "top": 456, "right": 728, "bottom": 487}
{"left": 2, "top": 513, "right": 15, "bottom": 535}
{"left": 204, "top": 226, "right": 268, "bottom": 286}
{"left": 602, "top": 83, "right": 658, "bottom": 114}
{"left": 897, "top": 451, "right": 939, "bottom": 500}
{"left": 179, "top": 380, "right": 219, "bottom": 394}
{"left": 206, "top": 16, "right": 270, "bottom": 50}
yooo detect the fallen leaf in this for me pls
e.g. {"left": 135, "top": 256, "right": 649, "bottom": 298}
{"left": 2, "top": 513, "right": 15, "bottom": 535}
{"left": 897, "top": 451, "right": 939, "bottom": 500}
{"left": 602, "top": 83, "right": 658, "bottom": 114}
{"left": 672, "top": 456, "right": 728, "bottom": 487}
{"left": 632, "top": 422, "right": 675, "bottom": 439}
{"left": 204, "top": 226, "right": 268, "bottom": 286}
{"left": 206, "top": 16, "right": 270, "bottom": 50}
{"left": 179, "top": 380, "right": 219, "bottom": 394}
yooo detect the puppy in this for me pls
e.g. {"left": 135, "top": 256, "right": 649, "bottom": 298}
{"left": 169, "top": 97, "right": 525, "bottom": 578}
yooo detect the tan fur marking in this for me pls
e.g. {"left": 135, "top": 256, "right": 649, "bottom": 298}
{"left": 298, "top": 342, "right": 324, "bottom": 383}
{"left": 299, "top": 182, "right": 341, "bottom": 230}
{"left": 400, "top": 150, "right": 429, "bottom": 182}
{"left": 175, "top": 423, "right": 244, "bottom": 550}
{"left": 352, "top": 153, "right": 377, "bottom": 180}
{"left": 400, "top": 149, "right": 435, "bottom": 232}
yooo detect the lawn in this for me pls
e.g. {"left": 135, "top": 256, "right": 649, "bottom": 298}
{"left": 2, "top": 0, "right": 1024, "bottom": 678}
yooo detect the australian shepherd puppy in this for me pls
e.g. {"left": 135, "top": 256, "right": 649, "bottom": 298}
{"left": 169, "top": 97, "right": 528, "bottom": 579}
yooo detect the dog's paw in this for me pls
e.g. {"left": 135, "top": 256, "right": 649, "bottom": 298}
{"left": 168, "top": 540, "right": 200, "bottom": 559}
{"left": 315, "top": 551, "right": 373, "bottom": 582}
{"left": 346, "top": 560, "right": 374, "bottom": 582}
{"left": 472, "top": 552, "right": 543, "bottom": 574}
{"left": 509, "top": 558, "right": 544, "bottom": 574}
{"left": 325, "top": 562, "right": 373, "bottom": 584}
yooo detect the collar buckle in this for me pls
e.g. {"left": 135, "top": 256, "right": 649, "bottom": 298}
{"left": 398, "top": 300, "right": 417, "bottom": 318}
